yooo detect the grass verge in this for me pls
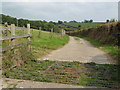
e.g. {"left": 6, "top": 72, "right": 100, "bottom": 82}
{"left": 31, "top": 29, "right": 69, "bottom": 58}
{"left": 2, "top": 60, "right": 119, "bottom": 89}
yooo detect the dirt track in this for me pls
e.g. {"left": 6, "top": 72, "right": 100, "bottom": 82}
{"left": 39, "top": 36, "right": 113, "bottom": 64}
{"left": 2, "top": 36, "right": 114, "bottom": 88}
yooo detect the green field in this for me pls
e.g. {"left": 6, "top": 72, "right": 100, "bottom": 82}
{"left": 64, "top": 22, "right": 105, "bottom": 29}
{"left": 31, "top": 29, "right": 69, "bottom": 58}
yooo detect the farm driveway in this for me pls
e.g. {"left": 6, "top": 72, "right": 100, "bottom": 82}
{"left": 39, "top": 36, "right": 113, "bottom": 64}
{"left": 2, "top": 36, "right": 114, "bottom": 88}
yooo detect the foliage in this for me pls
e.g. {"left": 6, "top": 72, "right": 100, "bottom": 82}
{"left": 1, "top": 14, "right": 104, "bottom": 33}
{"left": 106, "top": 19, "right": 117, "bottom": 23}
{"left": 58, "top": 21, "right": 63, "bottom": 24}
{"left": 83, "top": 19, "right": 93, "bottom": 23}
{"left": 64, "top": 22, "right": 104, "bottom": 31}
{"left": 1, "top": 14, "right": 58, "bottom": 32}
{"left": 68, "top": 22, "right": 119, "bottom": 45}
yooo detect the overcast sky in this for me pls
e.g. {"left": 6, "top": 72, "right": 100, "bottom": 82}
{"left": 1, "top": 1, "right": 118, "bottom": 22}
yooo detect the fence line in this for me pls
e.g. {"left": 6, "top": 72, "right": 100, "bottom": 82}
{"left": 0, "top": 27, "right": 27, "bottom": 31}
{"left": 1, "top": 24, "right": 31, "bottom": 52}
{"left": 1, "top": 41, "right": 31, "bottom": 52}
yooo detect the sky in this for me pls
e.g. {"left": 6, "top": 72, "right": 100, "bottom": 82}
{"left": 1, "top": 0, "right": 119, "bottom": 22}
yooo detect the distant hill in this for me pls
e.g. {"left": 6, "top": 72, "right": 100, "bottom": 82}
{"left": 1, "top": 14, "right": 59, "bottom": 32}
{"left": 1, "top": 14, "right": 105, "bottom": 32}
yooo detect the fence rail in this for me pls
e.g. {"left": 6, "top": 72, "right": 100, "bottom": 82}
{"left": 0, "top": 34, "right": 30, "bottom": 41}
{"left": 1, "top": 41, "right": 31, "bottom": 52}
{"left": 0, "top": 27, "right": 27, "bottom": 31}
{"left": 1, "top": 24, "right": 31, "bottom": 52}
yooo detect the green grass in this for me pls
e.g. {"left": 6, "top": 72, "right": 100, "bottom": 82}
{"left": 77, "top": 35, "right": 119, "bottom": 63}
{"left": 101, "top": 46, "right": 119, "bottom": 62}
{"left": 2, "top": 27, "right": 69, "bottom": 56}
{"left": 3, "top": 60, "right": 119, "bottom": 89}
{"left": 2, "top": 27, "right": 69, "bottom": 69}
{"left": 64, "top": 22, "right": 104, "bottom": 29}
{"left": 31, "top": 29, "right": 69, "bottom": 58}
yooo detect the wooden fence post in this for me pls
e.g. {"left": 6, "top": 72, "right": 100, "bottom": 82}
{"left": 27, "top": 24, "right": 31, "bottom": 50}
{"left": 27, "top": 24, "right": 30, "bottom": 36}
{"left": 63, "top": 30, "right": 66, "bottom": 35}
{"left": 61, "top": 29, "right": 65, "bottom": 37}
{"left": 50, "top": 28, "right": 53, "bottom": 38}
{"left": 23, "top": 26, "right": 26, "bottom": 34}
{"left": 11, "top": 24, "right": 15, "bottom": 48}
{"left": 27, "top": 24, "right": 31, "bottom": 41}
{"left": 11, "top": 24, "right": 18, "bottom": 67}
{"left": 11, "top": 24, "right": 15, "bottom": 36}
{"left": 38, "top": 27, "right": 41, "bottom": 38}
{"left": 2, "top": 23, "right": 32, "bottom": 68}
{"left": 51, "top": 28, "right": 53, "bottom": 33}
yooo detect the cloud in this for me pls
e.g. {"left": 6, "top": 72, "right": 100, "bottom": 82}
{"left": 1, "top": 0, "right": 120, "bottom": 2}
{"left": 0, "top": 2, "right": 2, "bottom": 13}
{"left": 2, "top": 2, "right": 118, "bottom": 22}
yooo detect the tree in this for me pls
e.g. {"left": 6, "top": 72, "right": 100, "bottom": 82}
{"left": 69, "top": 20, "right": 77, "bottom": 23}
{"left": 64, "top": 21, "right": 67, "bottom": 23}
{"left": 83, "top": 19, "right": 93, "bottom": 23}
{"left": 58, "top": 21, "right": 63, "bottom": 24}
{"left": 1, "top": 14, "right": 61, "bottom": 32}
{"left": 106, "top": 19, "right": 109, "bottom": 23}
{"left": 89, "top": 19, "right": 93, "bottom": 23}
{"left": 78, "top": 25, "right": 81, "bottom": 28}
{"left": 84, "top": 20, "right": 89, "bottom": 23}
{"left": 109, "top": 19, "right": 116, "bottom": 22}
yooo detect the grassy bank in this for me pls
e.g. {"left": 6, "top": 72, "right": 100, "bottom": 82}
{"left": 77, "top": 35, "right": 119, "bottom": 64}
{"left": 2, "top": 28, "right": 69, "bottom": 69}
{"left": 3, "top": 60, "right": 119, "bottom": 89}
{"left": 31, "top": 29, "right": 69, "bottom": 58}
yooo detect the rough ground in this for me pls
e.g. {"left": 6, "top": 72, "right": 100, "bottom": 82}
{"left": 39, "top": 36, "right": 113, "bottom": 64}
{"left": 2, "top": 78, "right": 97, "bottom": 88}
